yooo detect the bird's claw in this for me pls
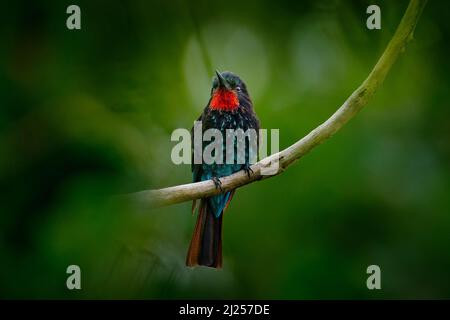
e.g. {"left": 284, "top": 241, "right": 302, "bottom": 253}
{"left": 212, "top": 176, "right": 223, "bottom": 191}
{"left": 243, "top": 165, "right": 253, "bottom": 178}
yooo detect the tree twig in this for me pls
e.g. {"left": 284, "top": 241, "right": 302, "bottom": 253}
{"left": 125, "top": 0, "right": 427, "bottom": 208}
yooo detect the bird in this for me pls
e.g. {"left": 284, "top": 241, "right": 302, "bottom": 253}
{"left": 186, "top": 70, "right": 260, "bottom": 268}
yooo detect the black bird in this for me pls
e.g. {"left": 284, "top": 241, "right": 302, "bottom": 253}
{"left": 186, "top": 71, "right": 260, "bottom": 268}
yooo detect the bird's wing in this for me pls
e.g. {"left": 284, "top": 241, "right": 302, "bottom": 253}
{"left": 191, "top": 113, "right": 203, "bottom": 183}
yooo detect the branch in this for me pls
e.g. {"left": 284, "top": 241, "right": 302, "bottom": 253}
{"left": 125, "top": 0, "right": 427, "bottom": 208}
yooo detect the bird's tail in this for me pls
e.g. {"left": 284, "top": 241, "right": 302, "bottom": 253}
{"left": 186, "top": 199, "right": 223, "bottom": 268}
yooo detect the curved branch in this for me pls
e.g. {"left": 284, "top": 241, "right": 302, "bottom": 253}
{"left": 126, "top": 0, "right": 427, "bottom": 208}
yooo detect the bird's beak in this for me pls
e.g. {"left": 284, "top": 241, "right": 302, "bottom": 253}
{"left": 216, "top": 70, "right": 231, "bottom": 90}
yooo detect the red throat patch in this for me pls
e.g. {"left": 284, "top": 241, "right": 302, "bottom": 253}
{"left": 210, "top": 89, "right": 239, "bottom": 111}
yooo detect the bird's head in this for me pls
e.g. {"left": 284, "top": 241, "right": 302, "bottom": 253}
{"left": 209, "top": 70, "right": 249, "bottom": 111}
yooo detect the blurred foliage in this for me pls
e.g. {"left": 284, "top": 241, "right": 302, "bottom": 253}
{"left": 0, "top": 0, "right": 449, "bottom": 299}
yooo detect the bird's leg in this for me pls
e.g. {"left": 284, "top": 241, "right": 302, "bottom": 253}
{"left": 212, "top": 176, "right": 223, "bottom": 192}
{"left": 242, "top": 164, "right": 253, "bottom": 178}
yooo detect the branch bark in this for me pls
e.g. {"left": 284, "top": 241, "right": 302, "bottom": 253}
{"left": 126, "top": 0, "right": 427, "bottom": 208}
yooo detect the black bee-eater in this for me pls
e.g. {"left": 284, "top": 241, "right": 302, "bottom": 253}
{"left": 186, "top": 71, "right": 260, "bottom": 268}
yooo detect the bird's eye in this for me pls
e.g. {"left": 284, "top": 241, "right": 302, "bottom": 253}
{"left": 236, "top": 86, "right": 241, "bottom": 91}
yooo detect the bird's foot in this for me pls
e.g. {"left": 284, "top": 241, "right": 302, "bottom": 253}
{"left": 243, "top": 164, "right": 254, "bottom": 178}
{"left": 212, "top": 176, "right": 223, "bottom": 192}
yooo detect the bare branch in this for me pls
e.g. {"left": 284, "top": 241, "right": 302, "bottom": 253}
{"left": 124, "top": 0, "right": 427, "bottom": 208}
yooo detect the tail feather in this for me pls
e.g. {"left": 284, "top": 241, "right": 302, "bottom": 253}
{"left": 186, "top": 199, "right": 223, "bottom": 268}
{"left": 223, "top": 190, "right": 235, "bottom": 213}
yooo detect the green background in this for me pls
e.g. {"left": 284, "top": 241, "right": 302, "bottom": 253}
{"left": 1, "top": 0, "right": 449, "bottom": 299}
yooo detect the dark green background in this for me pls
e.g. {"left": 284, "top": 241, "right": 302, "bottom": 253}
{"left": 1, "top": 0, "right": 449, "bottom": 299}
